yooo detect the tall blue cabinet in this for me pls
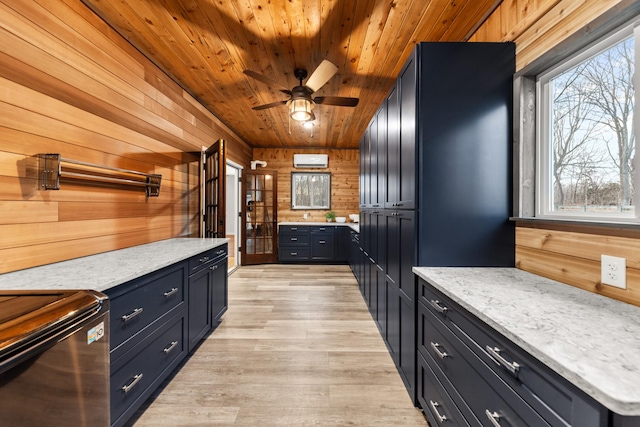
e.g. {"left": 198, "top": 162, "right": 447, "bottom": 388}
{"left": 357, "top": 42, "right": 516, "bottom": 405}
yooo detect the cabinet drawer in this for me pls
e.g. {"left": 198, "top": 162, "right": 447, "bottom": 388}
{"left": 188, "top": 245, "right": 228, "bottom": 274}
{"left": 280, "top": 225, "right": 309, "bottom": 234}
{"left": 279, "top": 247, "right": 310, "bottom": 261}
{"left": 419, "top": 279, "right": 604, "bottom": 427}
{"left": 310, "top": 225, "right": 333, "bottom": 233}
{"left": 110, "top": 315, "right": 186, "bottom": 426}
{"left": 311, "top": 233, "right": 335, "bottom": 260}
{"left": 280, "top": 233, "right": 310, "bottom": 246}
{"left": 418, "top": 351, "right": 471, "bottom": 427}
{"left": 420, "top": 304, "right": 551, "bottom": 427}
{"left": 108, "top": 264, "right": 186, "bottom": 357}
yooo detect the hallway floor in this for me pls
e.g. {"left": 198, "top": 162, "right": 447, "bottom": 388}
{"left": 128, "top": 264, "right": 428, "bottom": 426}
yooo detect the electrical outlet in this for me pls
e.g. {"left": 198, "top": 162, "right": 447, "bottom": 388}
{"left": 601, "top": 255, "right": 626, "bottom": 289}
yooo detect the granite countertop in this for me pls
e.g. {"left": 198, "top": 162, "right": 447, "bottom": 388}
{"left": 413, "top": 267, "right": 640, "bottom": 416}
{"left": 0, "top": 238, "right": 228, "bottom": 292}
{"left": 279, "top": 221, "right": 359, "bottom": 233}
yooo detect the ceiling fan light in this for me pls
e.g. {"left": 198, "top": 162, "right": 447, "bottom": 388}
{"left": 289, "top": 98, "right": 313, "bottom": 121}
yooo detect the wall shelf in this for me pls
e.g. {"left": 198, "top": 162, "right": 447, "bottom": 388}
{"left": 38, "top": 153, "right": 162, "bottom": 197}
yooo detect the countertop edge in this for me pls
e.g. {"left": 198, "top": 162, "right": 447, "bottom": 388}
{"left": 0, "top": 238, "right": 229, "bottom": 292}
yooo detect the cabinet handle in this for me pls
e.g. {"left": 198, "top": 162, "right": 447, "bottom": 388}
{"left": 121, "top": 307, "right": 143, "bottom": 322}
{"left": 430, "top": 342, "right": 449, "bottom": 360}
{"left": 163, "top": 287, "right": 179, "bottom": 298}
{"left": 372, "top": 204, "right": 380, "bottom": 208}
{"left": 319, "top": 240, "right": 326, "bottom": 244}
{"left": 291, "top": 237, "right": 298, "bottom": 241}
{"left": 291, "top": 227, "right": 298, "bottom": 231}
{"left": 485, "top": 410, "right": 502, "bottom": 427}
{"left": 122, "top": 373, "right": 143, "bottom": 393}
{"left": 291, "top": 252, "right": 298, "bottom": 256}
{"left": 216, "top": 250, "right": 225, "bottom": 255}
{"left": 163, "top": 340, "right": 179, "bottom": 354}
{"left": 429, "top": 299, "right": 448, "bottom": 314}
{"left": 319, "top": 227, "right": 325, "bottom": 231}
{"left": 210, "top": 265, "right": 218, "bottom": 271}
{"left": 429, "top": 400, "right": 448, "bottom": 423}
{"left": 199, "top": 256, "right": 209, "bottom": 263}
{"left": 486, "top": 346, "right": 520, "bottom": 376}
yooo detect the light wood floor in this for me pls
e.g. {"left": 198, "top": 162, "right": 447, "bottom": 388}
{"left": 128, "top": 264, "right": 428, "bottom": 426}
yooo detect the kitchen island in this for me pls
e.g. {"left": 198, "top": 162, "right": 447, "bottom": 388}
{"left": 414, "top": 266, "right": 640, "bottom": 426}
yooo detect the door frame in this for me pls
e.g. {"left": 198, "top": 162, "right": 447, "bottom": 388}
{"left": 226, "top": 159, "right": 243, "bottom": 271}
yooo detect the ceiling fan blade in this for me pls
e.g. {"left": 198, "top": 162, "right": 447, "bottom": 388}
{"left": 305, "top": 60, "right": 338, "bottom": 92}
{"left": 252, "top": 100, "right": 288, "bottom": 110}
{"left": 314, "top": 96, "right": 359, "bottom": 107}
{"left": 243, "top": 70, "right": 292, "bottom": 94}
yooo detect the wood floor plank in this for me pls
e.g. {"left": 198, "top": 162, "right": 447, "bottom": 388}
{"left": 127, "top": 264, "right": 428, "bottom": 426}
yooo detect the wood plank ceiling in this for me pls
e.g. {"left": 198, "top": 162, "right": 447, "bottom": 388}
{"left": 81, "top": 0, "right": 502, "bottom": 149}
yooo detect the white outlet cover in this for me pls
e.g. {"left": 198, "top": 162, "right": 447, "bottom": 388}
{"left": 601, "top": 254, "right": 627, "bottom": 289}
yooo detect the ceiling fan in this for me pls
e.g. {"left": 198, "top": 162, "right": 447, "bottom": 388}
{"left": 243, "top": 60, "right": 359, "bottom": 122}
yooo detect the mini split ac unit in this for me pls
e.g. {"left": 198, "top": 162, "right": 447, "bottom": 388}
{"left": 293, "top": 154, "right": 328, "bottom": 168}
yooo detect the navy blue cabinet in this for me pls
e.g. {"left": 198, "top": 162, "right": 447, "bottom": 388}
{"left": 279, "top": 225, "right": 350, "bottom": 263}
{"left": 418, "top": 278, "right": 611, "bottom": 427}
{"left": 106, "top": 244, "right": 227, "bottom": 427}
{"left": 357, "top": 42, "right": 516, "bottom": 406}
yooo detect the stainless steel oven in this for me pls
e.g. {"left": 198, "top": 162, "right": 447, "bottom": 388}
{"left": 0, "top": 290, "right": 110, "bottom": 427}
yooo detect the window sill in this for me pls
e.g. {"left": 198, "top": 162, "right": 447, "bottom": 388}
{"left": 511, "top": 216, "right": 640, "bottom": 237}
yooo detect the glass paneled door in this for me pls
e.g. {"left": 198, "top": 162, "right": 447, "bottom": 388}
{"left": 242, "top": 170, "right": 277, "bottom": 264}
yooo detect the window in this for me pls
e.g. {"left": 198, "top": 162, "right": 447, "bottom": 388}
{"left": 291, "top": 172, "right": 331, "bottom": 209}
{"left": 537, "top": 23, "right": 639, "bottom": 221}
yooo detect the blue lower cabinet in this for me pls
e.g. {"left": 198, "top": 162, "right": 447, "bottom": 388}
{"left": 107, "top": 244, "right": 228, "bottom": 427}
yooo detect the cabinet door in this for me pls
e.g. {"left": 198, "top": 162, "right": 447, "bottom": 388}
{"left": 369, "top": 116, "right": 379, "bottom": 207}
{"left": 397, "top": 50, "right": 416, "bottom": 210}
{"left": 334, "top": 227, "right": 349, "bottom": 262}
{"left": 360, "top": 127, "right": 371, "bottom": 207}
{"left": 310, "top": 232, "right": 335, "bottom": 260}
{"left": 211, "top": 258, "right": 228, "bottom": 324}
{"left": 188, "top": 268, "right": 211, "bottom": 352}
{"left": 375, "top": 100, "right": 387, "bottom": 208}
{"left": 385, "top": 82, "right": 400, "bottom": 208}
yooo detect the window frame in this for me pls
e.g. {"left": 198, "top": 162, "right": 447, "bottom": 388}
{"left": 290, "top": 172, "right": 331, "bottom": 210}
{"left": 534, "top": 22, "right": 639, "bottom": 223}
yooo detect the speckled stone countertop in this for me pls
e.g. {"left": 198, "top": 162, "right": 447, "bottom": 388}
{"left": 0, "top": 238, "right": 228, "bottom": 292}
{"left": 279, "top": 221, "right": 359, "bottom": 233}
{"left": 413, "top": 267, "right": 640, "bottom": 416}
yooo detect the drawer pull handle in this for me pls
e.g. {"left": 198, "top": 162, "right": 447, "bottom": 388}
{"left": 429, "top": 299, "right": 448, "bottom": 314}
{"left": 199, "top": 256, "right": 209, "bottom": 263}
{"left": 291, "top": 252, "right": 298, "bottom": 256}
{"left": 486, "top": 346, "right": 520, "bottom": 375}
{"left": 216, "top": 250, "right": 225, "bottom": 255}
{"left": 291, "top": 227, "right": 298, "bottom": 230}
{"left": 291, "top": 237, "right": 298, "bottom": 241}
{"left": 121, "top": 307, "right": 143, "bottom": 322}
{"left": 319, "top": 240, "right": 326, "bottom": 244}
{"left": 429, "top": 400, "right": 448, "bottom": 423}
{"left": 210, "top": 265, "right": 218, "bottom": 271}
{"left": 485, "top": 410, "right": 502, "bottom": 427}
{"left": 163, "top": 340, "right": 179, "bottom": 354}
{"left": 319, "top": 227, "right": 325, "bottom": 231}
{"left": 163, "top": 287, "right": 179, "bottom": 298}
{"left": 122, "top": 373, "right": 143, "bottom": 393}
{"left": 430, "top": 342, "right": 449, "bottom": 359}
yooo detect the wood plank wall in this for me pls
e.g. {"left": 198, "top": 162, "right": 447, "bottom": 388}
{"left": 471, "top": 0, "right": 640, "bottom": 307}
{"left": 0, "top": 0, "right": 252, "bottom": 274}
{"left": 252, "top": 148, "right": 359, "bottom": 223}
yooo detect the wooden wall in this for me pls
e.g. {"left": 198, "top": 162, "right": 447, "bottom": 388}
{"left": 471, "top": 0, "right": 640, "bottom": 307}
{"left": 0, "top": 0, "right": 252, "bottom": 274}
{"left": 252, "top": 148, "right": 359, "bottom": 223}
{"left": 470, "top": 0, "right": 628, "bottom": 71}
